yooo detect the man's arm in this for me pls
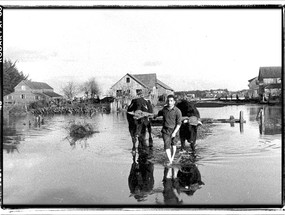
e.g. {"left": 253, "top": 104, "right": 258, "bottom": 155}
{"left": 171, "top": 108, "right": 182, "bottom": 138}
{"left": 171, "top": 124, "right": 181, "bottom": 138}
{"left": 153, "top": 109, "right": 163, "bottom": 118}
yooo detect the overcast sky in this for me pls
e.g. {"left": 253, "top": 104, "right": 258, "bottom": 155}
{"left": 4, "top": 8, "right": 282, "bottom": 95}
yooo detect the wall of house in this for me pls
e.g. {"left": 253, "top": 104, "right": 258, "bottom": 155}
{"left": 264, "top": 88, "right": 281, "bottom": 97}
{"left": 157, "top": 85, "right": 173, "bottom": 96}
{"left": 259, "top": 78, "right": 281, "bottom": 95}
{"left": 263, "top": 78, "right": 281, "bottom": 85}
{"left": 3, "top": 91, "right": 43, "bottom": 105}
{"left": 248, "top": 79, "right": 258, "bottom": 89}
{"left": 14, "top": 82, "right": 33, "bottom": 92}
{"left": 248, "top": 79, "right": 259, "bottom": 98}
{"left": 248, "top": 89, "right": 259, "bottom": 98}
{"left": 110, "top": 74, "right": 146, "bottom": 98}
{"left": 156, "top": 85, "right": 174, "bottom": 102}
{"left": 110, "top": 74, "right": 162, "bottom": 106}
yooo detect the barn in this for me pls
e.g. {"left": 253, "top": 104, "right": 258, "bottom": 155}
{"left": 110, "top": 73, "right": 174, "bottom": 106}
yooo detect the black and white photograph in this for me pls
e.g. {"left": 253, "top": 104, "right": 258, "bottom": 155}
{"left": 1, "top": 2, "right": 283, "bottom": 211}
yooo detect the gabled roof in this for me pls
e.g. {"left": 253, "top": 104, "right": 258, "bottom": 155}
{"left": 127, "top": 74, "right": 149, "bottom": 88}
{"left": 110, "top": 73, "right": 174, "bottom": 91}
{"left": 23, "top": 80, "right": 53, "bottom": 90}
{"left": 248, "top": 77, "right": 257, "bottom": 82}
{"left": 43, "top": 91, "right": 62, "bottom": 97}
{"left": 110, "top": 73, "right": 148, "bottom": 89}
{"left": 132, "top": 73, "right": 157, "bottom": 89}
{"left": 258, "top": 67, "right": 281, "bottom": 81}
{"left": 156, "top": 79, "right": 174, "bottom": 91}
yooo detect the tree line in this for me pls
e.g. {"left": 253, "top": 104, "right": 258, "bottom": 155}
{"left": 61, "top": 78, "right": 100, "bottom": 100}
{"left": 3, "top": 58, "right": 101, "bottom": 100}
{"left": 3, "top": 59, "right": 29, "bottom": 96}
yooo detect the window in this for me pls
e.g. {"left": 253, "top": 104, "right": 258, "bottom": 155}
{"left": 126, "top": 77, "right": 130, "bottom": 83}
{"left": 136, "top": 89, "right": 142, "bottom": 95}
{"left": 116, "top": 90, "right": 122, "bottom": 96}
{"left": 263, "top": 79, "right": 274, "bottom": 84}
{"left": 35, "top": 95, "right": 39, "bottom": 100}
{"left": 7, "top": 95, "right": 13, "bottom": 100}
{"left": 21, "top": 85, "right": 26, "bottom": 90}
{"left": 21, "top": 94, "right": 25, "bottom": 99}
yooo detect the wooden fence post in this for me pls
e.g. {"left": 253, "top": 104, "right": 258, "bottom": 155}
{"left": 239, "top": 111, "right": 244, "bottom": 133}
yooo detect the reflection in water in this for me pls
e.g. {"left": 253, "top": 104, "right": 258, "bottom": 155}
{"left": 162, "top": 166, "right": 183, "bottom": 205}
{"left": 3, "top": 105, "right": 281, "bottom": 205}
{"left": 254, "top": 106, "right": 282, "bottom": 135}
{"left": 128, "top": 147, "right": 154, "bottom": 202}
{"left": 160, "top": 151, "right": 204, "bottom": 205}
{"left": 3, "top": 142, "right": 19, "bottom": 154}
{"left": 65, "top": 136, "right": 90, "bottom": 149}
{"left": 3, "top": 127, "right": 21, "bottom": 154}
{"left": 177, "top": 163, "right": 204, "bottom": 196}
{"left": 3, "top": 114, "right": 48, "bottom": 154}
{"left": 64, "top": 119, "right": 100, "bottom": 149}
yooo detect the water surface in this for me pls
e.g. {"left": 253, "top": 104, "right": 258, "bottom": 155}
{"left": 3, "top": 104, "right": 282, "bottom": 206}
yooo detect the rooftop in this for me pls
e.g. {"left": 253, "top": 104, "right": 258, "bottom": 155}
{"left": 258, "top": 67, "right": 281, "bottom": 81}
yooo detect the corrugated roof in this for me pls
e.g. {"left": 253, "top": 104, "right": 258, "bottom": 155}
{"left": 24, "top": 80, "right": 53, "bottom": 90}
{"left": 43, "top": 91, "right": 62, "bottom": 97}
{"left": 156, "top": 79, "right": 174, "bottom": 91}
{"left": 132, "top": 73, "right": 157, "bottom": 89}
{"left": 258, "top": 67, "right": 281, "bottom": 81}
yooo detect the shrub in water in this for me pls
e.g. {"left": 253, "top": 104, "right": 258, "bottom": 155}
{"left": 68, "top": 122, "right": 96, "bottom": 139}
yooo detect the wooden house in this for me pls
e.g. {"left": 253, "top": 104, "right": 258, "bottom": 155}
{"left": 3, "top": 80, "right": 62, "bottom": 105}
{"left": 258, "top": 67, "right": 281, "bottom": 98}
{"left": 110, "top": 73, "right": 174, "bottom": 106}
{"left": 247, "top": 77, "right": 259, "bottom": 98}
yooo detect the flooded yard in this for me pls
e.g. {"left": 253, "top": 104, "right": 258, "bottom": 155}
{"left": 2, "top": 104, "right": 282, "bottom": 206}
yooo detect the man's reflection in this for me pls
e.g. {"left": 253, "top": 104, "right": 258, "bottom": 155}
{"left": 162, "top": 153, "right": 204, "bottom": 204}
{"left": 128, "top": 147, "right": 154, "bottom": 202}
{"left": 162, "top": 166, "right": 183, "bottom": 205}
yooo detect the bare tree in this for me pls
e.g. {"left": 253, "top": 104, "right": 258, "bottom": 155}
{"left": 62, "top": 81, "right": 78, "bottom": 100}
{"left": 80, "top": 77, "right": 100, "bottom": 99}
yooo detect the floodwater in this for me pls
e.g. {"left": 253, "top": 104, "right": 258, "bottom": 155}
{"left": 2, "top": 104, "right": 282, "bottom": 206}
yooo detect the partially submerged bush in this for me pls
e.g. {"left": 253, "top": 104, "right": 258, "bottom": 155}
{"left": 68, "top": 121, "right": 97, "bottom": 139}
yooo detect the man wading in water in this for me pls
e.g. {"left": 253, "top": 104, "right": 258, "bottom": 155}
{"left": 155, "top": 95, "right": 182, "bottom": 166}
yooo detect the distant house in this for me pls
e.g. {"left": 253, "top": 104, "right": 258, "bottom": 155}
{"left": 205, "top": 91, "right": 215, "bottom": 98}
{"left": 258, "top": 67, "right": 281, "bottom": 98}
{"left": 3, "top": 80, "right": 62, "bottom": 105}
{"left": 110, "top": 73, "right": 174, "bottom": 105}
{"left": 248, "top": 77, "right": 259, "bottom": 98}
